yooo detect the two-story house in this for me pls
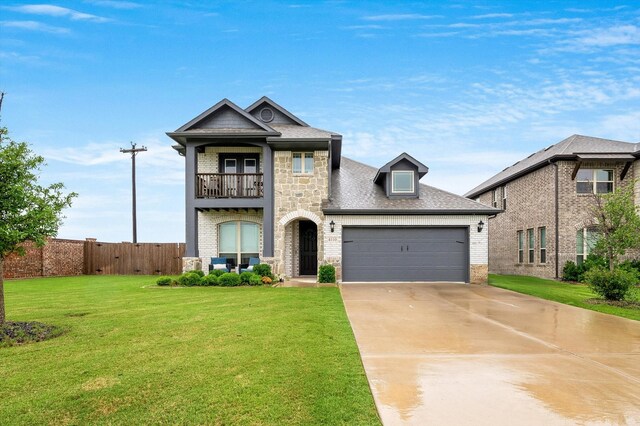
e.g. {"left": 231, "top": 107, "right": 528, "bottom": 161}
{"left": 465, "top": 135, "right": 640, "bottom": 279}
{"left": 169, "top": 97, "right": 498, "bottom": 284}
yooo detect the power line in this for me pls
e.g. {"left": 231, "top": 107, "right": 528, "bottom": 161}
{"left": 120, "top": 142, "right": 147, "bottom": 243}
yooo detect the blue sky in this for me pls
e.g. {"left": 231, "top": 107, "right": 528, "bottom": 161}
{"left": 1, "top": 1, "right": 639, "bottom": 242}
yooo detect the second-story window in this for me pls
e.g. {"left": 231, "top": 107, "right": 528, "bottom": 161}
{"left": 293, "top": 152, "right": 314, "bottom": 174}
{"left": 502, "top": 186, "right": 507, "bottom": 210}
{"left": 492, "top": 189, "right": 497, "bottom": 208}
{"left": 576, "top": 169, "right": 614, "bottom": 194}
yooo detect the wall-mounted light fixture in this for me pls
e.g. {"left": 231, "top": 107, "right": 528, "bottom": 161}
{"left": 330, "top": 220, "right": 335, "bottom": 233}
{"left": 477, "top": 220, "right": 484, "bottom": 233}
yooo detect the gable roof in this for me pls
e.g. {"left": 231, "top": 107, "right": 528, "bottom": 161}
{"left": 465, "top": 134, "right": 640, "bottom": 199}
{"left": 245, "top": 96, "right": 309, "bottom": 127}
{"left": 325, "top": 157, "right": 499, "bottom": 215}
{"left": 373, "top": 152, "right": 429, "bottom": 184}
{"left": 167, "top": 98, "right": 280, "bottom": 144}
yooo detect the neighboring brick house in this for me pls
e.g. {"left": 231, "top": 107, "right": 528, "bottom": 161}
{"left": 465, "top": 135, "right": 640, "bottom": 279}
{"left": 169, "top": 97, "right": 498, "bottom": 283}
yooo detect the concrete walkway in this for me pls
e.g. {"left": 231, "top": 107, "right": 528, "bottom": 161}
{"left": 341, "top": 283, "right": 640, "bottom": 425}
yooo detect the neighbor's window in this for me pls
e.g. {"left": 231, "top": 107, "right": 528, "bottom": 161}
{"left": 517, "top": 230, "right": 524, "bottom": 263}
{"left": 219, "top": 221, "right": 260, "bottom": 267}
{"left": 502, "top": 186, "right": 507, "bottom": 210}
{"left": 539, "top": 227, "right": 546, "bottom": 264}
{"left": 392, "top": 171, "right": 414, "bottom": 193}
{"left": 492, "top": 189, "right": 498, "bottom": 208}
{"left": 292, "top": 152, "right": 314, "bottom": 174}
{"left": 576, "top": 228, "right": 598, "bottom": 264}
{"left": 527, "top": 228, "right": 535, "bottom": 263}
{"left": 576, "top": 169, "right": 614, "bottom": 194}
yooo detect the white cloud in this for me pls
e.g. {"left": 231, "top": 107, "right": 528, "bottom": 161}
{"left": 574, "top": 25, "right": 640, "bottom": 47}
{"left": 85, "top": 0, "right": 142, "bottom": 9}
{"left": 471, "top": 13, "right": 514, "bottom": 19}
{"left": 8, "top": 4, "right": 110, "bottom": 23}
{"left": 362, "top": 14, "right": 442, "bottom": 21}
{"left": 0, "top": 20, "right": 69, "bottom": 34}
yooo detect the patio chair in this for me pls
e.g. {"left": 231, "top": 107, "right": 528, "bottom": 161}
{"left": 240, "top": 257, "right": 260, "bottom": 273}
{"left": 209, "top": 257, "right": 231, "bottom": 273}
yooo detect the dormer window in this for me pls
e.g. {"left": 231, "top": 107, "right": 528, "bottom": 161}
{"left": 392, "top": 171, "right": 414, "bottom": 193}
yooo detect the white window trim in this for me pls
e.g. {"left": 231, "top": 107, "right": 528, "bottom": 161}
{"left": 218, "top": 221, "right": 260, "bottom": 266}
{"left": 293, "top": 152, "right": 314, "bottom": 175}
{"left": 224, "top": 159, "right": 237, "bottom": 173}
{"left": 244, "top": 158, "right": 257, "bottom": 173}
{"left": 391, "top": 170, "right": 415, "bottom": 193}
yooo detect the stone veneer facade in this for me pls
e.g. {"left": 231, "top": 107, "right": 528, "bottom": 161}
{"left": 477, "top": 159, "right": 639, "bottom": 279}
{"left": 273, "top": 150, "right": 329, "bottom": 276}
{"left": 323, "top": 214, "right": 490, "bottom": 284}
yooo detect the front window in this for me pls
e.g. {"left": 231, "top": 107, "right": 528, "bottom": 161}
{"left": 539, "top": 227, "right": 546, "bottom": 264}
{"left": 576, "top": 169, "right": 614, "bottom": 194}
{"left": 392, "top": 171, "right": 414, "bottom": 193}
{"left": 517, "top": 230, "right": 524, "bottom": 263}
{"left": 527, "top": 228, "right": 534, "bottom": 263}
{"left": 219, "top": 221, "right": 260, "bottom": 268}
{"left": 576, "top": 228, "right": 598, "bottom": 264}
{"left": 293, "top": 152, "right": 314, "bottom": 174}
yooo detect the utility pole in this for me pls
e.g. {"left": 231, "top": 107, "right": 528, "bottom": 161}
{"left": 120, "top": 142, "right": 147, "bottom": 243}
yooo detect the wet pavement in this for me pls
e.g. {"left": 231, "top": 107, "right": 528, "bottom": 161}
{"left": 341, "top": 283, "right": 640, "bottom": 425}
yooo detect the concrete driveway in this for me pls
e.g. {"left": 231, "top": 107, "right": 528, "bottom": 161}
{"left": 341, "top": 283, "right": 640, "bottom": 425}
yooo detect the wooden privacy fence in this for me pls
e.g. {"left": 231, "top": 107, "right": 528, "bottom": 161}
{"left": 84, "top": 241, "right": 186, "bottom": 275}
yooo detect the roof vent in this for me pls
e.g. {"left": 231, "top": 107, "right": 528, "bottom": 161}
{"left": 259, "top": 107, "right": 274, "bottom": 123}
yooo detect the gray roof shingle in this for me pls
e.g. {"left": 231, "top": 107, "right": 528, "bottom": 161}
{"left": 268, "top": 124, "right": 338, "bottom": 140}
{"left": 465, "top": 135, "right": 640, "bottom": 198}
{"left": 325, "top": 157, "right": 500, "bottom": 214}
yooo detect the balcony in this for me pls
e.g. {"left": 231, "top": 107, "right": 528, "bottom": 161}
{"left": 196, "top": 173, "right": 264, "bottom": 198}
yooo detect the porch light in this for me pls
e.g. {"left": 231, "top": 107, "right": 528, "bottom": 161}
{"left": 477, "top": 220, "right": 484, "bottom": 233}
{"left": 330, "top": 220, "right": 335, "bottom": 233}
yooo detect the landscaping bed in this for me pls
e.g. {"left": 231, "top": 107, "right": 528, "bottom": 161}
{"left": 0, "top": 275, "right": 379, "bottom": 424}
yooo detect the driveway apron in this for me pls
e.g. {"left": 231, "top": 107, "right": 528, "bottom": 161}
{"left": 341, "top": 283, "right": 640, "bottom": 425}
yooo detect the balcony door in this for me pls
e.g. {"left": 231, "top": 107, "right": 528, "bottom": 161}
{"left": 219, "top": 154, "right": 260, "bottom": 198}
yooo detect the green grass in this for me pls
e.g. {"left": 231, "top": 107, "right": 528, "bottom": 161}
{"left": 489, "top": 274, "right": 640, "bottom": 321}
{"left": 0, "top": 276, "right": 379, "bottom": 425}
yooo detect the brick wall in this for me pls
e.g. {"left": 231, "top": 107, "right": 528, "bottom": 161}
{"left": 481, "top": 159, "right": 638, "bottom": 279}
{"left": 4, "top": 238, "right": 85, "bottom": 279}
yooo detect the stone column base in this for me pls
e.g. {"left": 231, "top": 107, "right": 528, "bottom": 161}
{"left": 470, "top": 264, "right": 488, "bottom": 285}
{"left": 182, "top": 257, "right": 202, "bottom": 273}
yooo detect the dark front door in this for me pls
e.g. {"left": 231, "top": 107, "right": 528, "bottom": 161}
{"left": 299, "top": 221, "right": 318, "bottom": 275}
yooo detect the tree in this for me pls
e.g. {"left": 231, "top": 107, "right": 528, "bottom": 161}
{"left": 0, "top": 127, "right": 76, "bottom": 324}
{"left": 590, "top": 181, "right": 640, "bottom": 272}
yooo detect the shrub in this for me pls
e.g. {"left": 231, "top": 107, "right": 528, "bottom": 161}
{"left": 239, "top": 272, "right": 255, "bottom": 285}
{"left": 253, "top": 264, "right": 272, "bottom": 278}
{"left": 219, "top": 272, "right": 241, "bottom": 287}
{"left": 201, "top": 274, "right": 219, "bottom": 286}
{"left": 619, "top": 259, "right": 640, "bottom": 283}
{"left": 249, "top": 274, "right": 262, "bottom": 286}
{"left": 584, "top": 267, "right": 636, "bottom": 301}
{"left": 177, "top": 272, "right": 202, "bottom": 287}
{"left": 189, "top": 269, "right": 205, "bottom": 278}
{"left": 318, "top": 264, "right": 336, "bottom": 283}
{"left": 562, "top": 261, "right": 583, "bottom": 282}
{"left": 209, "top": 269, "right": 226, "bottom": 277}
{"left": 261, "top": 276, "right": 273, "bottom": 285}
{"left": 156, "top": 276, "right": 172, "bottom": 286}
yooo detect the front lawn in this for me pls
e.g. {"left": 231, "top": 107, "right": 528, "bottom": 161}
{"left": 489, "top": 274, "right": 640, "bottom": 321}
{"left": 0, "top": 276, "right": 379, "bottom": 425}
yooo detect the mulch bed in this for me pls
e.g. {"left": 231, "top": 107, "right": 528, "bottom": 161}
{"left": 585, "top": 299, "right": 640, "bottom": 309}
{"left": 0, "top": 321, "right": 63, "bottom": 347}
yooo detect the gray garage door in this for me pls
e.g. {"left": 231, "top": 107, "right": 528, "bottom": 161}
{"left": 342, "top": 227, "right": 469, "bottom": 282}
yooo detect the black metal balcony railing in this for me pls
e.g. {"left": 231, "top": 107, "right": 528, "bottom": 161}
{"left": 196, "top": 173, "right": 264, "bottom": 198}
